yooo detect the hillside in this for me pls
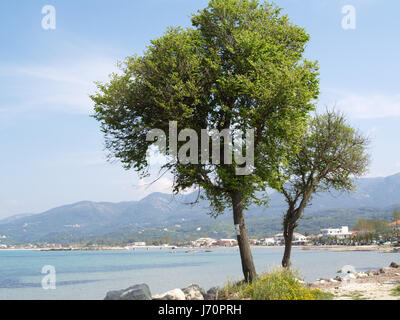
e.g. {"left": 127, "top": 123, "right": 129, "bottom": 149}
{"left": 0, "top": 173, "right": 399, "bottom": 244}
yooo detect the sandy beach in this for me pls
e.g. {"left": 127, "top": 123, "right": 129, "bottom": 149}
{"left": 311, "top": 265, "right": 400, "bottom": 300}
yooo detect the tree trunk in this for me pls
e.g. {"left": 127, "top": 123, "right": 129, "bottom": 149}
{"left": 282, "top": 216, "right": 295, "bottom": 268}
{"left": 231, "top": 190, "right": 257, "bottom": 282}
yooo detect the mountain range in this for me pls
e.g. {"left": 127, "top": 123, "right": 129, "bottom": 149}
{"left": 1, "top": 173, "right": 399, "bottom": 244}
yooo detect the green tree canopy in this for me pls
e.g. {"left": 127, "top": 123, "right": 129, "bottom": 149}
{"left": 276, "top": 110, "right": 370, "bottom": 267}
{"left": 353, "top": 219, "right": 391, "bottom": 234}
{"left": 91, "top": 0, "right": 319, "bottom": 282}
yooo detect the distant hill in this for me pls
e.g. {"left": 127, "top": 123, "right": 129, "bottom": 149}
{"left": 0, "top": 173, "right": 399, "bottom": 244}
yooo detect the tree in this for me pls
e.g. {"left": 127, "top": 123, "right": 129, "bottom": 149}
{"left": 276, "top": 111, "right": 370, "bottom": 268}
{"left": 91, "top": 0, "right": 319, "bottom": 282}
{"left": 393, "top": 210, "right": 400, "bottom": 222}
{"left": 392, "top": 210, "right": 400, "bottom": 244}
{"left": 353, "top": 218, "right": 391, "bottom": 243}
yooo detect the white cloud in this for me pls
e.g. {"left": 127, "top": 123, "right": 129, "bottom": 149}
{"left": 137, "top": 176, "right": 174, "bottom": 194}
{"left": 41, "top": 151, "right": 108, "bottom": 167}
{"left": 336, "top": 93, "right": 400, "bottom": 119}
{"left": 0, "top": 56, "right": 119, "bottom": 114}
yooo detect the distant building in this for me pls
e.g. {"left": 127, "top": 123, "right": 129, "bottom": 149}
{"left": 350, "top": 231, "right": 358, "bottom": 237}
{"left": 249, "top": 239, "right": 259, "bottom": 245}
{"left": 192, "top": 238, "right": 217, "bottom": 247}
{"left": 274, "top": 233, "right": 308, "bottom": 244}
{"left": 388, "top": 220, "right": 400, "bottom": 230}
{"left": 321, "top": 226, "right": 351, "bottom": 239}
{"left": 260, "top": 237, "right": 276, "bottom": 246}
{"left": 133, "top": 242, "right": 146, "bottom": 246}
{"left": 126, "top": 242, "right": 146, "bottom": 248}
{"left": 215, "top": 239, "right": 237, "bottom": 247}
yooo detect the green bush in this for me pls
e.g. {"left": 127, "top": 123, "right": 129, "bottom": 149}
{"left": 391, "top": 284, "right": 400, "bottom": 297}
{"left": 219, "top": 268, "right": 333, "bottom": 300}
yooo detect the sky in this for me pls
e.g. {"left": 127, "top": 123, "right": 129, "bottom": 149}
{"left": 0, "top": 0, "right": 399, "bottom": 218}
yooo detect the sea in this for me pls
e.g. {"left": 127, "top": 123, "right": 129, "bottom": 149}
{"left": 0, "top": 247, "right": 399, "bottom": 300}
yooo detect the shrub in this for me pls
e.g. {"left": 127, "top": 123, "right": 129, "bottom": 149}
{"left": 391, "top": 284, "right": 400, "bottom": 297}
{"left": 219, "top": 268, "right": 333, "bottom": 300}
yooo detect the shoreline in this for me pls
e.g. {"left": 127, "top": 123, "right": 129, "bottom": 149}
{"left": 310, "top": 263, "right": 400, "bottom": 300}
{"left": 0, "top": 244, "right": 399, "bottom": 253}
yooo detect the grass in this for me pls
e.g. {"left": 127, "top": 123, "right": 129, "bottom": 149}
{"left": 391, "top": 284, "right": 400, "bottom": 297}
{"left": 341, "top": 291, "right": 367, "bottom": 300}
{"left": 219, "top": 268, "right": 333, "bottom": 300}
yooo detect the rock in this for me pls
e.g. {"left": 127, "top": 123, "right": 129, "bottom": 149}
{"left": 334, "top": 276, "right": 343, "bottom": 282}
{"left": 390, "top": 262, "right": 400, "bottom": 268}
{"left": 182, "top": 284, "right": 205, "bottom": 300}
{"left": 357, "top": 272, "right": 368, "bottom": 278}
{"left": 379, "top": 267, "right": 392, "bottom": 274}
{"left": 152, "top": 288, "right": 186, "bottom": 300}
{"left": 104, "top": 283, "right": 151, "bottom": 300}
{"left": 329, "top": 279, "right": 339, "bottom": 283}
{"left": 204, "top": 286, "right": 219, "bottom": 300}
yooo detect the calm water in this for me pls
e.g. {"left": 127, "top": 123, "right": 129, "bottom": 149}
{"left": 0, "top": 248, "right": 399, "bottom": 300}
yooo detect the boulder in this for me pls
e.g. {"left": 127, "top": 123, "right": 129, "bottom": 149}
{"left": 182, "top": 284, "right": 205, "bottom": 300}
{"left": 152, "top": 288, "right": 186, "bottom": 300}
{"left": 104, "top": 283, "right": 151, "bottom": 300}
{"left": 334, "top": 276, "right": 343, "bottom": 282}
{"left": 390, "top": 262, "right": 400, "bottom": 268}
{"left": 379, "top": 267, "right": 392, "bottom": 274}
{"left": 204, "top": 286, "right": 219, "bottom": 300}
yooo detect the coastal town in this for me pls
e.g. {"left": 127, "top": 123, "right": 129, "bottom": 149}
{"left": 1, "top": 221, "right": 399, "bottom": 251}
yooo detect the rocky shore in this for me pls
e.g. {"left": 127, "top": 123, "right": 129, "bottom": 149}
{"left": 310, "top": 262, "right": 400, "bottom": 300}
{"left": 104, "top": 262, "right": 400, "bottom": 301}
{"left": 104, "top": 283, "right": 219, "bottom": 301}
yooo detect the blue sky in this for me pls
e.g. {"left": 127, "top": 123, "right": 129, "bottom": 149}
{"left": 0, "top": 0, "right": 399, "bottom": 218}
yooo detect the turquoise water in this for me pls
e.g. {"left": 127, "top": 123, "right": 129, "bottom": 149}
{"left": 0, "top": 248, "right": 399, "bottom": 300}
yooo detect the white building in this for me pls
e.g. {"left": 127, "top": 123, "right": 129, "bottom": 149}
{"left": 192, "top": 237, "right": 217, "bottom": 247}
{"left": 260, "top": 237, "right": 277, "bottom": 246}
{"left": 274, "top": 233, "right": 308, "bottom": 244}
{"left": 215, "top": 239, "right": 238, "bottom": 247}
{"left": 321, "top": 226, "right": 351, "bottom": 239}
{"left": 125, "top": 242, "right": 146, "bottom": 248}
